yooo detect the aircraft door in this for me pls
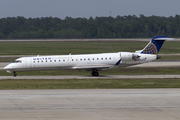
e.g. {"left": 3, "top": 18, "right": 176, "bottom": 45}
{"left": 67, "top": 57, "right": 69, "bottom": 65}
{"left": 87, "top": 57, "right": 91, "bottom": 64}
{"left": 26, "top": 58, "right": 32, "bottom": 68}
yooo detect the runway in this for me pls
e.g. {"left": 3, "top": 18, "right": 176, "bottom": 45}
{"left": 1, "top": 61, "right": 180, "bottom": 79}
{"left": 0, "top": 89, "right": 180, "bottom": 120}
{"left": 1, "top": 75, "right": 180, "bottom": 79}
{"left": 1, "top": 61, "right": 180, "bottom": 70}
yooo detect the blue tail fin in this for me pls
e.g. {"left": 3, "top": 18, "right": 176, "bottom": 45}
{"left": 140, "top": 36, "right": 171, "bottom": 54}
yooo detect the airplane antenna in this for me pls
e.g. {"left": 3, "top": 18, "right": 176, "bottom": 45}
{"left": 69, "top": 53, "right": 71, "bottom": 55}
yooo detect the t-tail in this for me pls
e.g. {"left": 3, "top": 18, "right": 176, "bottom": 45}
{"left": 136, "top": 36, "right": 174, "bottom": 58}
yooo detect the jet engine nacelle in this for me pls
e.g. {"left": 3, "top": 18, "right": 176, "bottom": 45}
{"left": 120, "top": 52, "right": 140, "bottom": 61}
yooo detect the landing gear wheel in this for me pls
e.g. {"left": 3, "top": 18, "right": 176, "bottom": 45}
{"left": 13, "top": 71, "right": 17, "bottom": 77}
{"left": 91, "top": 71, "right": 99, "bottom": 76}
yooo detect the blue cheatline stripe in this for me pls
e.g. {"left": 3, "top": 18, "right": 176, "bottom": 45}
{"left": 115, "top": 59, "right": 121, "bottom": 65}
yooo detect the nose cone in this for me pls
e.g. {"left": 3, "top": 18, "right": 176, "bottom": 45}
{"left": 3, "top": 64, "right": 12, "bottom": 70}
{"left": 3, "top": 66, "right": 8, "bottom": 70}
{"left": 3, "top": 64, "right": 13, "bottom": 73}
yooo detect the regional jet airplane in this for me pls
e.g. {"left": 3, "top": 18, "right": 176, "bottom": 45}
{"left": 4, "top": 36, "right": 173, "bottom": 77}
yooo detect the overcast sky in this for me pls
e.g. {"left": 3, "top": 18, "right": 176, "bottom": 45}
{"left": 0, "top": 0, "right": 180, "bottom": 19}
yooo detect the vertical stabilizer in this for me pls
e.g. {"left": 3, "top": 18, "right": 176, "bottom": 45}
{"left": 138, "top": 36, "right": 172, "bottom": 54}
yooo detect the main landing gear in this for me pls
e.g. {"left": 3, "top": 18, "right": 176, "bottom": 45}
{"left": 13, "top": 71, "right": 17, "bottom": 77}
{"left": 91, "top": 69, "right": 99, "bottom": 76}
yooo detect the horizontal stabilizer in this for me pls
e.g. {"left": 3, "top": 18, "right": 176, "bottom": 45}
{"left": 154, "top": 38, "right": 175, "bottom": 40}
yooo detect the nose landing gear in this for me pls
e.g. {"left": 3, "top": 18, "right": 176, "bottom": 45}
{"left": 13, "top": 71, "right": 17, "bottom": 77}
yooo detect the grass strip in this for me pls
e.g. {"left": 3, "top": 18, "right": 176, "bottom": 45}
{"left": 0, "top": 41, "right": 180, "bottom": 55}
{"left": 0, "top": 78, "right": 180, "bottom": 89}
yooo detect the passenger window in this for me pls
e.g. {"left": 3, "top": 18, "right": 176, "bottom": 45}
{"left": 59, "top": 60, "right": 60, "bottom": 62}
{"left": 34, "top": 61, "right": 35, "bottom": 63}
{"left": 84, "top": 59, "right": 86, "bottom": 61}
{"left": 54, "top": 60, "right": 56, "bottom": 62}
{"left": 97, "top": 58, "right": 99, "bottom": 60}
{"left": 105, "top": 58, "right": 107, "bottom": 60}
{"left": 92, "top": 58, "right": 94, "bottom": 60}
{"left": 101, "top": 58, "right": 103, "bottom": 60}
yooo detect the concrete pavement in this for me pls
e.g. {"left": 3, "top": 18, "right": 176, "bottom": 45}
{"left": 0, "top": 89, "right": 180, "bottom": 120}
{"left": 0, "top": 75, "right": 180, "bottom": 80}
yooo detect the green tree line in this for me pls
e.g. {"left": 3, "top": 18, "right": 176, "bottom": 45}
{"left": 0, "top": 15, "right": 180, "bottom": 39}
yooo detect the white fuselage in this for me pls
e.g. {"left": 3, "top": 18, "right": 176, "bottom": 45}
{"left": 4, "top": 52, "right": 157, "bottom": 72}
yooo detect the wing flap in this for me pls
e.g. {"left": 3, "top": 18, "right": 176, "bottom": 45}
{"left": 72, "top": 65, "right": 113, "bottom": 71}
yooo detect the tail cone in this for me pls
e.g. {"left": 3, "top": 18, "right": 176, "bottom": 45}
{"left": 156, "top": 55, "right": 161, "bottom": 59}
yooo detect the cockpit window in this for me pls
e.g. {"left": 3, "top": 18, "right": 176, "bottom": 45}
{"left": 13, "top": 60, "right": 22, "bottom": 63}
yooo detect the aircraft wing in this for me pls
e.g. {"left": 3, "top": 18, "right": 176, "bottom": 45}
{"left": 72, "top": 65, "right": 114, "bottom": 71}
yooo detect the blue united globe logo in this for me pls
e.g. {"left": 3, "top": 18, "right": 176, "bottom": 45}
{"left": 141, "top": 43, "right": 157, "bottom": 54}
